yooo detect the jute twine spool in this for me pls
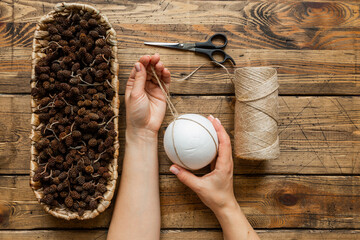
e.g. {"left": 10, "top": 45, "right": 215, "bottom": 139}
{"left": 233, "top": 67, "right": 279, "bottom": 160}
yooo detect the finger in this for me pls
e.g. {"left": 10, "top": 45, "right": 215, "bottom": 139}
{"left": 207, "top": 115, "right": 217, "bottom": 171}
{"left": 150, "top": 53, "right": 160, "bottom": 65}
{"left": 125, "top": 67, "right": 137, "bottom": 101}
{"left": 170, "top": 165, "right": 202, "bottom": 192}
{"left": 155, "top": 61, "right": 164, "bottom": 76}
{"left": 136, "top": 55, "right": 150, "bottom": 81}
{"left": 129, "top": 66, "right": 136, "bottom": 80}
{"left": 162, "top": 68, "right": 171, "bottom": 91}
{"left": 131, "top": 62, "right": 147, "bottom": 98}
{"left": 146, "top": 54, "right": 159, "bottom": 81}
{"left": 139, "top": 55, "right": 151, "bottom": 69}
{"left": 151, "top": 61, "right": 164, "bottom": 85}
{"left": 155, "top": 61, "right": 164, "bottom": 79}
{"left": 208, "top": 116, "right": 232, "bottom": 170}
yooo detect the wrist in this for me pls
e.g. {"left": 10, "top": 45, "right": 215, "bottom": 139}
{"left": 213, "top": 197, "right": 257, "bottom": 240}
{"left": 124, "top": 127, "right": 159, "bottom": 167}
{"left": 126, "top": 126, "right": 158, "bottom": 144}
{"left": 212, "top": 197, "right": 240, "bottom": 218}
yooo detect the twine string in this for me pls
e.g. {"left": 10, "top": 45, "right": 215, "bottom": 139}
{"left": 150, "top": 66, "right": 219, "bottom": 169}
{"left": 150, "top": 67, "right": 178, "bottom": 118}
{"left": 176, "top": 61, "right": 233, "bottom": 83}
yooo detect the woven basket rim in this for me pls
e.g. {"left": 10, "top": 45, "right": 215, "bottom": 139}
{"left": 30, "top": 2, "right": 120, "bottom": 220}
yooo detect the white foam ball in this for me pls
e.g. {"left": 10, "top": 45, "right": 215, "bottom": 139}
{"left": 163, "top": 114, "right": 219, "bottom": 170}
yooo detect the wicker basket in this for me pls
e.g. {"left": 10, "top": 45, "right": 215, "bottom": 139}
{"left": 30, "top": 2, "right": 119, "bottom": 220}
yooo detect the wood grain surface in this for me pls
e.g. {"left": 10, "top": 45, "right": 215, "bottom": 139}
{"left": 0, "top": 0, "right": 359, "bottom": 238}
{"left": 1, "top": 230, "right": 360, "bottom": 240}
{"left": 0, "top": 48, "right": 359, "bottom": 95}
{"left": 0, "top": 175, "right": 360, "bottom": 229}
{"left": 1, "top": 95, "right": 358, "bottom": 175}
{"left": 0, "top": 0, "right": 359, "bottom": 95}
{"left": 1, "top": 0, "right": 360, "bottom": 28}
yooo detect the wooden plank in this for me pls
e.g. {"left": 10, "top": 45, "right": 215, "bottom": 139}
{"left": 0, "top": 95, "right": 359, "bottom": 175}
{"left": 1, "top": 21, "right": 360, "bottom": 50}
{"left": 2, "top": 0, "right": 359, "bottom": 27}
{"left": 0, "top": 230, "right": 110, "bottom": 240}
{"left": 117, "top": 49, "right": 360, "bottom": 95}
{"left": 0, "top": 48, "right": 359, "bottom": 95}
{"left": 1, "top": 0, "right": 359, "bottom": 60}
{"left": 0, "top": 95, "right": 29, "bottom": 174}
{"left": 1, "top": 175, "right": 360, "bottom": 229}
{"left": 1, "top": 230, "right": 360, "bottom": 240}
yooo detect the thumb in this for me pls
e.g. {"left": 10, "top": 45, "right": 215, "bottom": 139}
{"left": 131, "top": 62, "right": 147, "bottom": 97}
{"left": 170, "top": 165, "right": 201, "bottom": 192}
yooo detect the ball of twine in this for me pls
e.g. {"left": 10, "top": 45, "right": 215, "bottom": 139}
{"left": 233, "top": 67, "right": 280, "bottom": 160}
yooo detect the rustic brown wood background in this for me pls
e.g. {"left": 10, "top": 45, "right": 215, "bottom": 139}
{"left": 0, "top": 0, "right": 359, "bottom": 239}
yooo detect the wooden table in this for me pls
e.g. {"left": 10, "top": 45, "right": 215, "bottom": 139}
{"left": 0, "top": 0, "right": 359, "bottom": 239}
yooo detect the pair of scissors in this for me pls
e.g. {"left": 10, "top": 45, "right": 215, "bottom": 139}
{"left": 144, "top": 33, "right": 236, "bottom": 65}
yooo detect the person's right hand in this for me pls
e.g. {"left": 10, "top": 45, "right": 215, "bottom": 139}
{"left": 169, "top": 115, "right": 237, "bottom": 214}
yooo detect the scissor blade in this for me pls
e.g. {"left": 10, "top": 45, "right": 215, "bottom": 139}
{"left": 144, "top": 42, "right": 182, "bottom": 49}
{"left": 144, "top": 42, "right": 180, "bottom": 46}
{"left": 144, "top": 42, "right": 196, "bottom": 51}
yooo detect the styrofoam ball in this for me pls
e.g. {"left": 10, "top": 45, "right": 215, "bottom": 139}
{"left": 163, "top": 114, "right": 218, "bottom": 170}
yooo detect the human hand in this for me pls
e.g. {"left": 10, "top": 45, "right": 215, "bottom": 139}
{"left": 125, "top": 54, "right": 171, "bottom": 135}
{"left": 169, "top": 115, "right": 237, "bottom": 214}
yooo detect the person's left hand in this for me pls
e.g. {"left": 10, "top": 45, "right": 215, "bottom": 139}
{"left": 125, "top": 54, "right": 171, "bottom": 134}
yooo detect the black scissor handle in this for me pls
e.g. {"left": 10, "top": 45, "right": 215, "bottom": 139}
{"left": 194, "top": 48, "right": 236, "bottom": 65}
{"left": 195, "top": 33, "right": 228, "bottom": 49}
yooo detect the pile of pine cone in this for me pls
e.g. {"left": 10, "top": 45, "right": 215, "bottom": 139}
{"left": 31, "top": 9, "right": 117, "bottom": 216}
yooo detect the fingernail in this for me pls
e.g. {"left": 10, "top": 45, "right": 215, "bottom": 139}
{"left": 215, "top": 118, "right": 221, "bottom": 125}
{"left": 135, "top": 62, "right": 141, "bottom": 72}
{"left": 170, "top": 166, "right": 180, "bottom": 175}
{"left": 209, "top": 115, "right": 214, "bottom": 120}
{"left": 155, "top": 53, "right": 160, "bottom": 56}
